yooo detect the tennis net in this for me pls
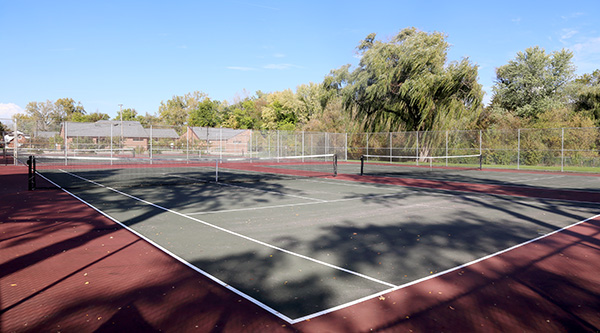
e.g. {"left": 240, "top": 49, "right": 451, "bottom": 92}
{"left": 360, "top": 154, "right": 482, "bottom": 176}
{"left": 32, "top": 153, "right": 337, "bottom": 190}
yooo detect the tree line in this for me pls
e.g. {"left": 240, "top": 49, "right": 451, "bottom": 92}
{"left": 12, "top": 27, "right": 600, "bottom": 134}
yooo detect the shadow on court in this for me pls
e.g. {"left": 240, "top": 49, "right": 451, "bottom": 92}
{"left": 2, "top": 165, "right": 600, "bottom": 331}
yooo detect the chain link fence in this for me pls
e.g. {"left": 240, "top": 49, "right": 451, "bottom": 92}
{"left": 2, "top": 117, "right": 599, "bottom": 172}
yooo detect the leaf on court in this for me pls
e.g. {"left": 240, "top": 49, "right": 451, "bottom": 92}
{"left": 10, "top": 284, "right": 17, "bottom": 287}
{"left": 378, "top": 296, "right": 385, "bottom": 301}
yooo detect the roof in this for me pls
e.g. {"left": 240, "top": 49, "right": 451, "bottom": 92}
{"left": 190, "top": 127, "right": 249, "bottom": 141}
{"left": 148, "top": 128, "right": 179, "bottom": 139}
{"left": 36, "top": 131, "right": 58, "bottom": 138}
{"left": 63, "top": 121, "right": 149, "bottom": 138}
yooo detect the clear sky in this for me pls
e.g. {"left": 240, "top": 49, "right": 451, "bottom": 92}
{"left": 1, "top": 0, "right": 599, "bottom": 119}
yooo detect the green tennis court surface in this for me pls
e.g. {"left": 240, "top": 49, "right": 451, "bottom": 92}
{"left": 34, "top": 159, "right": 600, "bottom": 323}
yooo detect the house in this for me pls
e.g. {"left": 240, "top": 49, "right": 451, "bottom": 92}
{"left": 61, "top": 120, "right": 150, "bottom": 149}
{"left": 35, "top": 131, "right": 59, "bottom": 139}
{"left": 147, "top": 127, "right": 179, "bottom": 140}
{"left": 183, "top": 127, "right": 251, "bottom": 156}
{"left": 3, "top": 130, "right": 29, "bottom": 148}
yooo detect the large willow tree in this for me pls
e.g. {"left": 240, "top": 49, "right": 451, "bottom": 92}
{"left": 325, "top": 27, "right": 483, "bottom": 132}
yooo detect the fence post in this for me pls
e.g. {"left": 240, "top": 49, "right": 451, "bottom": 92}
{"left": 150, "top": 125, "right": 152, "bottom": 164}
{"left": 445, "top": 130, "right": 448, "bottom": 166}
{"left": 345, "top": 133, "right": 348, "bottom": 161}
{"left": 517, "top": 129, "right": 520, "bottom": 170}
{"left": 110, "top": 123, "right": 113, "bottom": 165}
{"left": 13, "top": 119, "right": 17, "bottom": 165}
{"left": 389, "top": 132, "right": 392, "bottom": 163}
{"left": 479, "top": 130, "right": 482, "bottom": 156}
{"left": 302, "top": 131, "right": 305, "bottom": 159}
{"left": 366, "top": 132, "right": 369, "bottom": 159}
{"left": 63, "top": 121, "right": 68, "bottom": 166}
{"left": 416, "top": 131, "right": 419, "bottom": 166}
{"left": 561, "top": 128, "right": 564, "bottom": 172}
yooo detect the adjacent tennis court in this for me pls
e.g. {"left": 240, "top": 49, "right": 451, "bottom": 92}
{"left": 27, "top": 154, "right": 600, "bottom": 324}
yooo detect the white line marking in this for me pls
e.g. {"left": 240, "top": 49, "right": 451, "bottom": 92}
{"left": 38, "top": 170, "right": 600, "bottom": 324}
{"left": 506, "top": 175, "right": 567, "bottom": 183}
{"left": 36, "top": 172, "right": 297, "bottom": 323}
{"left": 187, "top": 200, "right": 328, "bottom": 215}
{"left": 53, "top": 170, "right": 396, "bottom": 317}
{"left": 291, "top": 212, "right": 600, "bottom": 323}
{"left": 172, "top": 174, "right": 327, "bottom": 202}
{"left": 186, "top": 191, "right": 419, "bottom": 215}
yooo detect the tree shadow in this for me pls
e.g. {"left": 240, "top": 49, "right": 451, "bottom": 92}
{"left": 3, "top": 165, "right": 600, "bottom": 331}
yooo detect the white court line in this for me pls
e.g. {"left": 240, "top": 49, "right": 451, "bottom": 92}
{"left": 171, "top": 174, "right": 327, "bottom": 202}
{"left": 186, "top": 191, "right": 410, "bottom": 215}
{"left": 39, "top": 170, "right": 600, "bottom": 324}
{"left": 36, "top": 172, "right": 298, "bottom": 323}
{"left": 292, "top": 212, "right": 600, "bottom": 322}
{"left": 52, "top": 170, "right": 397, "bottom": 321}
{"left": 505, "top": 175, "right": 567, "bottom": 183}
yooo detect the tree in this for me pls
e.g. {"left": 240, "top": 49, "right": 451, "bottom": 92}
{"left": 222, "top": 98, "right": 257, "bottom": 129}
{"left": 25, "top": 100, "right": 55, "bottom": 131}
{"left": 135, "top": 112, "right": 161, "bottom": 127}
{"left": 295, "top": 82, "right": 327, "bottom": 126}
{"left": 55, "top": 98, "right": 86, "bottom": 122}
{"left": 114, "top": 108, "right": 138, "bottom": 121}
{"left": 572, "top": 69, "right": 600, "bottom": 122}
{"left": 492, "top": 46, "right": 575, "bottom": 118}
{"left": 325, "top": 27, "right": 483, "bottom": 132}
{"left": 188, "top": 98, "right": 220, "bottom": 127}
{"left": 158, "top": 91, "right": 209, "bottom": 127}
{"left": 71, "top": 112, "right": 110, "bottom": 122}
{"left": 261, "top": 90, "right": 299, "bottom": 130}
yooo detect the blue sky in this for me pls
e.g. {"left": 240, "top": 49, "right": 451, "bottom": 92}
{"left": 1, "top": 0, "right": 599, "bottom": 119}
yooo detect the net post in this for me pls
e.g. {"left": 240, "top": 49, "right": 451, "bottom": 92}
{"left": 479, "top": 154, "right": 483, "bottom": 170}
{"left": 333, "top": 154, "right": 338, "bottom": 177}
{"left": 27, "top": 155, "right": 35, "bottom": 190}
{"left": 360, "top": 155, "right": 365, "bottom": 176}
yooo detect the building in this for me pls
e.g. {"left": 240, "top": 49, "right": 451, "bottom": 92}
{"left": 183, "top": 127, "right": 251, "bottom": 156}
{"left": 60, "top": 121, "right": 180, "bottom": 150}
{"left": 3, "top": 130, "right": 29, "bottom": 148}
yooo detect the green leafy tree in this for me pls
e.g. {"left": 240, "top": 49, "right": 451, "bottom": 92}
{"left": 572, "top": 69, "right": 600, "bottom": 122}
{"left": 55, "top": 98, "right": 86, "bottom": 122}
{"left": 261, "top": 90, "right": 299, "bottom": 130}
{"left": 159, "top": 91, "right": 209, "bottom": 127}
{"left": 114, "top": 108, "right": 138, "bottom": 121}
{"left": 492, "top": 46, "right": 575, "bottom": 118}
{"left": 326, "top": 27, "right": 483, "bottom": 132}
{"left": 295, "top": 82, "right": 327, "bottom": 126}
{"left": 135, "top": 113, "right": 161, "bottom": 127}
{"left": 188, "top": 98, "right": 220, "bottom": 127}
{"left": 71, "top": 111, "right": 110, "bottom": 122}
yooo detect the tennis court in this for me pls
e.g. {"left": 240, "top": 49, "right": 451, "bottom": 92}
{"left": 26, "top": 154, "right": 600, "bottom": 325}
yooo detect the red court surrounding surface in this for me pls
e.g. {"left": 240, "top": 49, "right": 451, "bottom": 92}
{"left": 1, "top": 165, "right": 599, "bottom": 332}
